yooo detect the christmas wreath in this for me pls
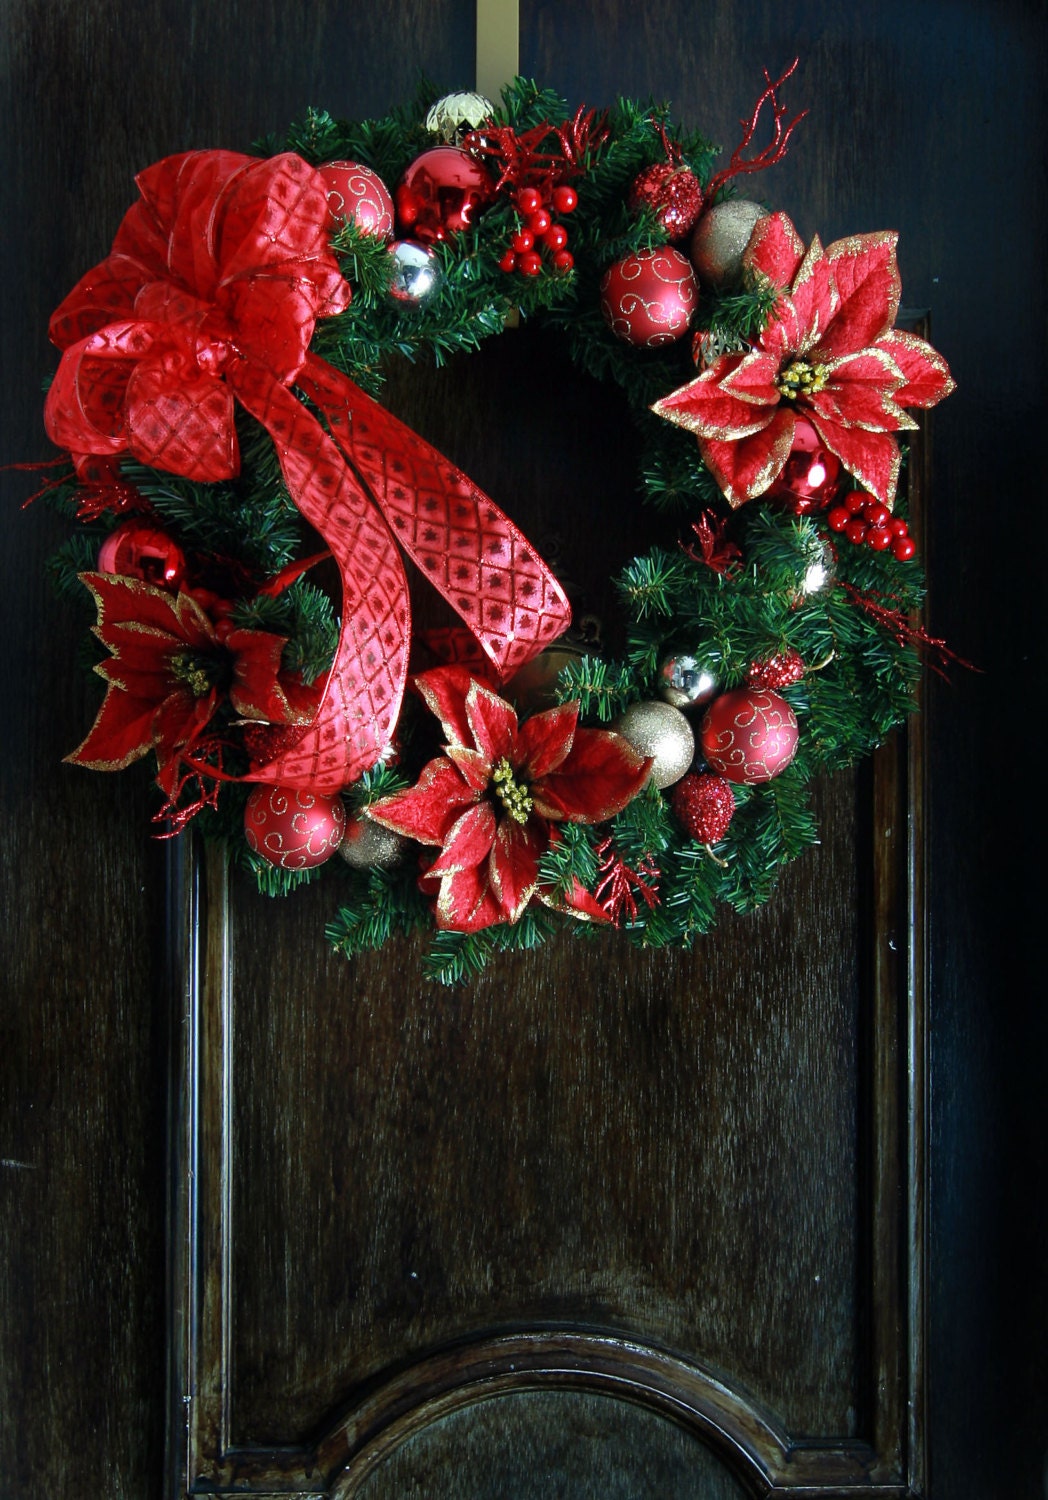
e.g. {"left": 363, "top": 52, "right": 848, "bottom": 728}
{"left": 35, "top": 71, "right": 955, "bottom": 983}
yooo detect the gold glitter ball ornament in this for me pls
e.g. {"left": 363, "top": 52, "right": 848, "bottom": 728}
{"left": 612, "top": 700, "right": 695, "bottom": 790}
{"left": 689, "top": 199, "right": 768, "bottom": 290}
{"left": 337, "top": 811, "right": 408, "bottom": 870}
{"left": 424, "top": 91, "right": 495, "bottom": 145}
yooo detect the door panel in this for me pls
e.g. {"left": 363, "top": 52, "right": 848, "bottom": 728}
{"left": 169, "top": 319, "right": 924, "bottom": 1494}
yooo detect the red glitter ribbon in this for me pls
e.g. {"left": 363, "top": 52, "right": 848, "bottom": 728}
{"left": 44, "top": 149, "right": 570, "bottom": 790}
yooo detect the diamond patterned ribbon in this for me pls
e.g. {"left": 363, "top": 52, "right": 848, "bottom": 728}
{"left": 44, "top": 149, "right": 570, "bottom": 790}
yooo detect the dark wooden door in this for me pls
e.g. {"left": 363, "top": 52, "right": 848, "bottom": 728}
{"left": 2, "top": 4, "right": 1044, "bottom": 1497}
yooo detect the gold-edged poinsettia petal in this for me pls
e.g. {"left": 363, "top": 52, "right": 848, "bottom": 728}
{"left": 428, "top": 861, "right": 505, "bottom": 933}
{"left": 64, "top": 677, "right": 168, "bottom": 770}
{"left": 537, "top": 875, "right": 613, "bottom": 924}
{"left": 807, "top": 414, "right": 903, "bottom": 506}
{"left": 742, "top": 210, "right": 806, "bottom": 291}
{"left": 465, "top": 679, "right": 518, "bottom": 765}
{"left": 875, "top": 329, "right": 956, "bottom": 408}
{"left": 808, "top": 347, "right": 917, "bottom": 433}
{"left": 652, "top": 352, "right": 780, "bottom": 441}
{"left": 761, "top": 235, "right": 839, "bottom": 358}
{"left": 368, "top": 755, "right": 478, "bottom": 845}
{"left": 698, "top": 406, "right": 797, "bottom": 506}
{"left": 817, "top": 230, "right": 901, "bottom": 358}
{"left": 516, "top": 700, "right": 578, "bottom": 781}
{"left": 427, "top": 802, "right": 497, "bottom": 878}
{"left": 413, "top": 665, "right": 478, "bottom": 748}
{"left": 445, "top": 744, "right": 493, "bottom": 792}
{"left": 531, "top": 728, "right": 652, "bottom": 823}
{"left": 226, "top": 627, "right": 316, "bottom": 723}
{"left": 489, "top": 817, "right": 543, "bottom": 922}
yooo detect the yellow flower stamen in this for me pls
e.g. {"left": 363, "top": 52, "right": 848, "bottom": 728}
{"left": 169, "top": 651, "right": 215, "bottom": 697}
{"left": 775, "top": 358, "right": 829, "bottom": 399}
{"left": 491, "top": 757, "right": 533, "bottom": 824}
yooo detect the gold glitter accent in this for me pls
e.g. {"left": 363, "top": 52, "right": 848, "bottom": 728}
{"left": 491, "top": 758, "right": 533, "bottom": 823}
{"left": 774, "top": 359, "right": 829, "bottom": 399}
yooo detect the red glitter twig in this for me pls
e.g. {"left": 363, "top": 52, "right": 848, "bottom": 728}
{"left": 681, "top": 511, "right": 742, "bottom": 576}
{"left": 594, "top": 838, "right": 660, "bottom": 925}
{"left": 842, "top": 582, "right": 979, "bottom": 680}
{"left": 705, "top": 59, "right": 808, "bottom": 203}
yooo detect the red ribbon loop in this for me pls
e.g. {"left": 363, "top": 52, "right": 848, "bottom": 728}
{"left": 44, "top": 149, "right": 570, "bottom": 790}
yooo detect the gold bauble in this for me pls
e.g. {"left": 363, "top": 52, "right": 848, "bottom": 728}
{"left": 689, "top": 199, "right": 768, "bottom": 290}
{"left": 612, "top": 700, "right": 695, "bottom": 789}
{"left": 504, "top": 645, "right": 584, "bottom": 714}
{"left": 424, "top": 91, "right": 495, "bottom": 145}
{"left": 337, "top": 811, "right": 408, "bottom": 870}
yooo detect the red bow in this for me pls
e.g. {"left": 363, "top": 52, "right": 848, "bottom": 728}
{"left": 45, "top": 149, "right": 570, "bottom": 790}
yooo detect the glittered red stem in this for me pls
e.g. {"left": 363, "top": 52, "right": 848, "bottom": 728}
{"left": 842, "top": 583, "right": 978, "bottom": 680}
{"left": 705, "top": 59, "right": 808, "bottom": 203}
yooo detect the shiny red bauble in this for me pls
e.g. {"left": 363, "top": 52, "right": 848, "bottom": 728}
{"left": 627, "top": 162, "right": 704, "bottom": 240}
{"left": 765, "top": 417, "right": 842, "bottom": 513}
{"left": 599, "top": 246, "right": 698, "bottom": 347}
{"left": 394, "top": 146, "right": 494, "bottom": 243}
{"left": 243, "top": 784, "right": 346, "bottom": 870}
{"left": 699, "top": 688, "right": 799, "bottom": 785}
{"left": 318, "top": 160, "right": 395, "bottom": 239}
{"left": 97, "top": 521, "right": 187, "bottom": 589}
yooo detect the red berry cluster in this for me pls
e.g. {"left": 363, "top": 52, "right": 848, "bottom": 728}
{"left": 498, "top": 183, "right": 577, "bottom": 276}
{"left": 826, "top": 490, "right": 916, "bottom": 561}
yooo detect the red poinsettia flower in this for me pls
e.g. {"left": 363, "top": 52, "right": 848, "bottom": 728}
{"left": 68, "top": 571, "right": 317, "bottom": 795}
{"left": 368, "top": 666, "right": 653, "bottom": 933}
{"left": 652, "top": 212, "right": 954, "bottom": 507}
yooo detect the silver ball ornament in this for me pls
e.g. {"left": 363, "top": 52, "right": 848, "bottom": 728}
{"left": 387, "top": 239, "right": 443, "bottom": 307}
{"left": 689, "top": 199, "right": 768, "bottom": 290}
{"left": 337, "top": 811, "right": 408, "bottom": 870}
{"left": 658, "top": 651, "right": 722, "bottom": 710}
{"left": 797, "top": 536, "right": 837, "bottom": 599}
{"left": 425, "top": 91, "right": 495, "bottom": 145}
{"left": 612, "top": 700, "right": 695, "bottom": 790}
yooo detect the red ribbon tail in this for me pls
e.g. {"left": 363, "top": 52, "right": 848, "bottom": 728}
{"left": 231, "top": 363, "right": 411, "bottom": 791}
{"left": 299, "top": 354, "right": 572, "bottom": 682}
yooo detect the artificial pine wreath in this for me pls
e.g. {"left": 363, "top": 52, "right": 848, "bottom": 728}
{"left": 36, "top": 71, "right": 955, "bottom": 983}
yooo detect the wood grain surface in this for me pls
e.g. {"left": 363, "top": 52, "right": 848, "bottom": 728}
{"left": 2, "top": 3, "right": 1045, "bottom": 1498}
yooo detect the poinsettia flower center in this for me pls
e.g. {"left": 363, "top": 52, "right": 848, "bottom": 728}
{"left": 169, "top": 648, "right": 227, "bottom": 697}
{"left": 491, "top": 757, "right": 533, "bottom": 824}
{"left": 774, "top": 358, "right": 830, "bottom": 400}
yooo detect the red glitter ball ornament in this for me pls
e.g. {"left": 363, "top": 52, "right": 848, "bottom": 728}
{"left": 700, "top": 688, "right": 799, "bottom": 785}
{"left": 243, "top": 785, "right": 346, "bottom": 870}
{"left": 747, "top": 649, "right": 806, "bottom": 690}
{"left": 96, "top": 521, "right": 186, "bottom": 589}
{"left": 670, "top": 772, "right": 736, "bottom": 844}
{"left": 765, "top": 417, "right": 842, "bottom": 513}
{"left": 627, "top": 161, "right": 704, "bottom": 239}
{"left": 394, "top": 146, "right": 494, "bottom": 244}
{"left": 318, "top": 160, "right": 395, "bottom": 239}
{"left": 599, "top": 246, "right": 698, "bottom": 347}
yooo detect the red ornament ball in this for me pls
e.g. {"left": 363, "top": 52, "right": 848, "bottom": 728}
{"left": 600, "top": 246, "right": 698, "bottom": 347}
{"left": 670, "top": 772, "right": 736, "bottom": 845}
{"left": 627, "top": 162, "right": 704, "bottom": 239}
{"left": 765, "top": 417, "right": 842, "bottom": 513}
{"left": 97, "top": 522, "right": 186, "bottom": 589}
{"left": 318, "top": 160, "right": 395, "bottom": 239}
{"left": 699, "top": 688, "right": 799, "bottom": 785}
{"left": 243, "top": 784, "right": 346, "bottom": 870}
{"left": 394, "top": 146, "right": 494, "bottom": 243}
